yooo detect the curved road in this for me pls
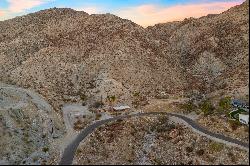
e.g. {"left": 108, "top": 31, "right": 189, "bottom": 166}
{"left": 59, "top": 112, "right": 249, "bottom": 165}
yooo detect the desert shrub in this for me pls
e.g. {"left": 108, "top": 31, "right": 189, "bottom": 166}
{"left": 209, "top": 142, "right": 224, "bottom": 152}
{"left": 227, "top": 152, "right": 237, "bottom": 163}
{"left": 76, "top": 149, "right": 82, "bottom": 155}
{"left": 107, "top": 95, "right": 116, "bottom": 102}
{"left": 116, "top": 119, "right": 124, "bottom": 123}
{"left": 219, "top": 97, "right": 231, "bottom": 110}
{"left": 228, "top": 119, "right": 241, "bottom": 131}
{"left": 32, "top": 156, "right": 39, "bottom": 162}
{"left": 158, "top": 115, "right": 169, "bottom": 124}
{"left": 180, "top": 101, "right": 197, "bottom": 113}
{"left": 132, "top": 94, "right": 148, "bottom": 108}
{"left": 42, "top": 147, "right": 49, "bottom": 153}
{"left": 200, "top": 100, "right": 214, "bottom": 116}
{"left": 215, "top": 107, "right": 224, "bottom": 115}
{"left": 153, "top": 158, "right": 164, "bottom": 165}
{"left": 73, "top": 120, "right": 85, "bottom": 130}
{"left": 155, "top": 93, "right": 169, "bottom": 99}
{"left": 152, "top": 116, "right": 175, "bottom": 133}
{"left": 40, "top": 159, "right": 47, "bottom": 165}
{"left": 185, "top": 146, "right": 193, "bottom": 153}
{"left": 196, "top": 149, "right": 205, "bottom": 156}
{"left": 133, "top": 92, "right": 140, "bottom": 97}
{"left": 95, "top": 113, "right": 102, "bottom": 120}
{"left": 92, "top": 101, "right": 104, "bottom": 108}
{"left": 77, "top": 90, "right": 87, "bottom": 100}
{"left": 42, "top": 134, "right": 46, "bottom": 139}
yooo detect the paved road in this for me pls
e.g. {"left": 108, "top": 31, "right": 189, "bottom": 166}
{"left": 59, "top": 112, "right": 249, "bottom": 165}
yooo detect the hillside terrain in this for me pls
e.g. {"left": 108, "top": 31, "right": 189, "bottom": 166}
{"left": 0, "top": 0, "right": 249, "bottom": 165}
{"left": 0, "top": 1, "right": 248, "bottom": 111}
{"left": 0, "top": 83, "right": 64, "bottom": 165}
{"left": 73, "top": 116, "right": 249, "bottom": 165}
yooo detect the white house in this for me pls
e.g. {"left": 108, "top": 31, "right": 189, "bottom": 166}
{"left": 239, "top": 114, "right": 249, "bottom": 125}
{"left": 113, "top": 105, "right": 131, "bottom": 111}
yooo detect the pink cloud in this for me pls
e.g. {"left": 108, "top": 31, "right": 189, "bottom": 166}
{"left": 114, "top": 1, "right": 244, "bottom": 27}
{"left": 0, "top": 10, "right": 4, "bottom": 16}
{"left": 137, "top": 4, "right": 155, "bottom": 14}
{"left": 7, "top": 0, "right": 50, "bottom": 13}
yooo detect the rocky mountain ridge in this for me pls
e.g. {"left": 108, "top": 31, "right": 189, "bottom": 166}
{"left": 0, "top": 1, "right": 248, "bottom": 110}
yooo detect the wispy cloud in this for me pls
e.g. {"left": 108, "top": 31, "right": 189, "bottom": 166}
{"left": 114, "top": 1, "right": 243, "bottom": 27}
{"left": 7, "top": 0, "right": 51, "bottom": 13}
{"left": 0, "top": 0, "right": 52, "bottom": 20}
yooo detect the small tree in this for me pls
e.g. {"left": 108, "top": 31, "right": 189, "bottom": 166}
{"left": 219, "top": 97, "right": 231, "bottom": 111}
{"left": 200, "top": 100, "right": 214, "bottom": 116}
{"left": 107, "top": 95, "right": 116, "bottom": 110}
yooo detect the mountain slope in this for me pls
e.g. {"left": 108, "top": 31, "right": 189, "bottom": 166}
{"left": 147, "top": 0, "right": 249, "bottom": 97}
{"left": 0, "top": 1, "right": 248, "bottom": 111}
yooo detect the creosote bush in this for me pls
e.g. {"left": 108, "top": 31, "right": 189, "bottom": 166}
{"left": 180, "top": 101, "right": 197, "bottom": 113}
{"left": 209, "top": 142, "right": 224, "bottom": 152}
{"left": 218, "top": 97, "right": 231, "bottom": 111}
{"left": 200, "top": 100, "right": 214, "bottom": 116}
{"left": 228, "top": 119, "right": 241, "bottom": 131}
{"left": 92, "top": 101, "right": 104, "bottom": 108}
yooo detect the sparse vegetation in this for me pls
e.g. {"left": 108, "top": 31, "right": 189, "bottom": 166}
{"left": 196, "top": 149, "right": 205, "bottom": 156}
{"left": 73, "top": 119, "right": 85, "bottom": 130}
{"left": 153, "top": 157, "right": 164, "bottom": 165}
{"left": 180, "top": 101, "right": 197, "bottom": 113}
{"left": 228, "top": 119, "right": 241, "bottom": 131}
{"left": 132, "top": 92, "right": 140, "bottom": 97}
{"left": 106, "top": 95, "right": 117, "bottom": 108}
{"left": 1, "top": 1, "right": 249, "bottom": 165}
{"left": 42, "top": 147, "right": 49, "bottom": 153}
{"left": 95, "top": 113, "right": 102, "bottom": 120}
{"left": 116, "top": 119, "right": 124, "bottom": 123}
{"left": 155, "top": 93, "right": 169, "bottom": 99}
{"left": 185, "top": 146, "right": 193, "bottom": 153}
{"left": 210, "top": 97, "right": 232, "bottom": 115}
{"left": 199, "top": 100, "right": 214, "bottom": 116}
{"left": 152, "top": 116, "right": 175, "bottom": 133}
{"left": 79, "top": 93, "right": 87, "bottom": 101}
{"left": 76, "top": 149, "right": 82, "bottom": 155}
{"left": 92, "top": 101, "right": 104, "bottom": 108}
{"left": 158, "top": 115, "right": 169, "bottom": 125}
{"left": 107, "top": 95, "right": 116, "bottom": 103}
{"left": 42, "top": 134, "right": 46, "bottom": 139}
{"left": 228, "top": 152, "right": 237, "bottom": 163}
{"left": 132, "top": 94, "right": 148, "bottom": 108}
{"left": 32, "top": 156, "right": 39, "bottom": 162}
{"left": 219, "top": 97, "right": 231, "bottom": 109}
{"left": 209, "top": 142, "right": 224, "bottom": 152}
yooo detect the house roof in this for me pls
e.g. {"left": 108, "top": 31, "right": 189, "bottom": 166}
{"left": 231, "top": 99, "right": 248, "bottom": 108}
{"left": 113, "top": 105, "right": 130, "bottom": 111}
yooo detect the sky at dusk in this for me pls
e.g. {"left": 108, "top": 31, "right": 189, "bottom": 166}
{"left": 0, "top": 0, "right": 245, "bottom": 27}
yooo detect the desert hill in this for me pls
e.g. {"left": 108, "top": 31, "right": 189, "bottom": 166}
{"left": 0, "top": 1, "right": 248, "bottom": 110}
